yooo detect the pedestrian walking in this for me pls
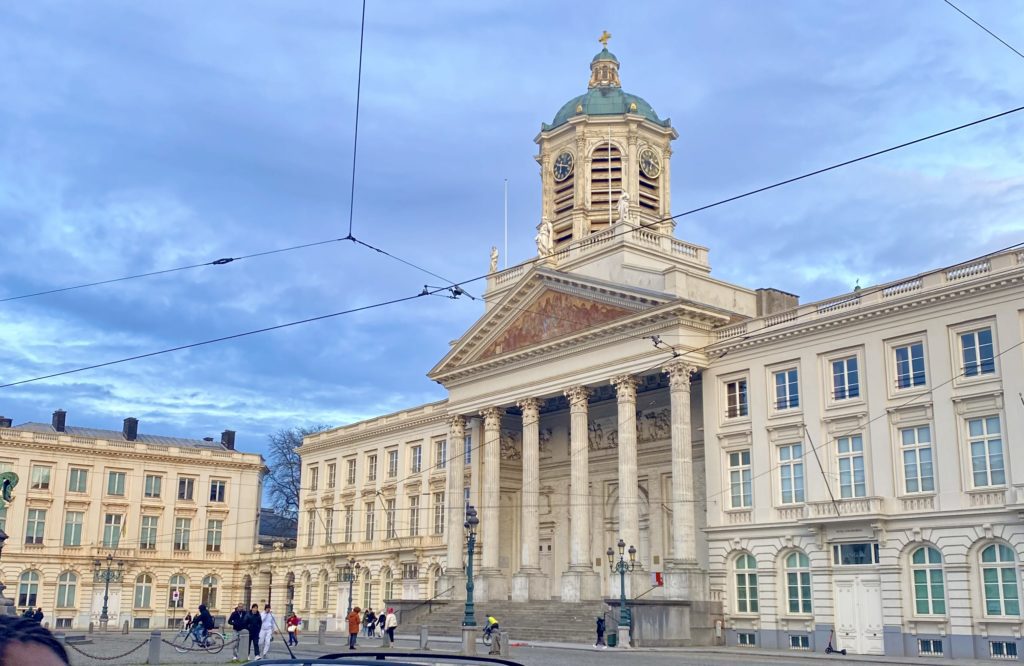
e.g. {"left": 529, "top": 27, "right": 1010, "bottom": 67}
{"left": 228, "top": 603, "right": 247, "bottom": 659}
{"left": 347, "top": 606, "right": 362, "bottom": 650}
{"left": 258, "top": 603, "right": 276, "bottom": 658}
{"left": 377, "top": 611, "right": 386, "bottom": 638}
{"left": 33, "top": 607, "right": 44, "bottom": 624}
{"left": 363, "top": 608, "right": 376, "bottom": 637}
{"left": 245, "top": 603, "right": 262, "bottom": 660}
{"left": 595, "top": 616, "right": 606, "bottom": 647}
{"left": 286, "top": 612, "right": 301, "bottom": 646}
{"left": 384, "top": 608, "right": 397, "bottom": 643}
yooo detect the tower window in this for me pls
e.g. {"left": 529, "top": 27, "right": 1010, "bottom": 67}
{"left": 590, "top": 143, "right": 622, "bottom": 233}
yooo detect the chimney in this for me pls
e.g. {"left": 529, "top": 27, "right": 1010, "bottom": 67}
{"left": 52, "top": 409, "right": 67, "bottom": 432}
{"left": 203, "top": 437, "right": 214, "bottom": 442}
{"left": 0, "top": 417, "right": 11, "bottom": 428}
{"left": 221, "top": 430, "right": 236, "bottom": 450}
{"left": 123, "top": 417, "right": 139, "bottom": 442}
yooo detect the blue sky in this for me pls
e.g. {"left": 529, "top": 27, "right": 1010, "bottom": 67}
{"left": 2, "top": 1, "right": 1023, "bottom": 456}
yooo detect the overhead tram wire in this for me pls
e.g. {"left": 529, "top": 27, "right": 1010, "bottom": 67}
{"left": 345, "top": 0, "right": 368, "bottom": 239}
{"left": 941, "top": 0, "right": 1024, "bottom": 60}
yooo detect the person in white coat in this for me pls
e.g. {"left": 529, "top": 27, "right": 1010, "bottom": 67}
{"left": 258, "top": 603, "right": 276, "bottom": 658}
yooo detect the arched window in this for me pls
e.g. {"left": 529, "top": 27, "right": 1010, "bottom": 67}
{"left": 56, "top": 572, "right": 77, "bottom": 608}
{"left": 320, "top": 571, "right": 329, "bottom": 611}
{"left": 134, "top": 574, "right": 153, "bottom": 609}
{"left": 589, "top": 143, "right": 623, "bottom": 234}
{"left": 18, "top": 571, "right": 39, "bottom": 608}
{"left": 382, "top": 568, "right": 393, "bottom": 603}
{"left": 784, "top": 552, "right": 812, "bottom": 614}
{"left": 981, "top": 544, "right": 1020, "bottom": 616}
{"left": 201, "top": 575, "right": 219, "bottom": 609}
{"left": 734, "top": 554, "right": 758, "bottom": 613}
{"left": 303, "top": 572, "right": 312, "bottom": 610}
{"left": 911, "top": 547, "right": 945, "bottom": 615}
{"left": 168, "top": 574, "right": 186, "bottom": 609}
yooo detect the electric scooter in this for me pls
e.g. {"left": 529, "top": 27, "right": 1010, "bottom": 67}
{"left": 824, "top": 629, "right": 847, "bottom": 656}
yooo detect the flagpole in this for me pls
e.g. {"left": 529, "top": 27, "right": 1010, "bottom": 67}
{"left": 503, "top": 179, "right": 508, "bottom": 269}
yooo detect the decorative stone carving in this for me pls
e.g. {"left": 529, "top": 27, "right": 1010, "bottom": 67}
{"left": 538, "top": 427, "right": 553, "bottom": 457}
{"left": 500, "top": 429, "right": 522, "bottom": 461}
{"left": 489, "top": 246, "right": 499, "bottom": 273}
{"left": 480, "top": 406, "right": 503, "bottom": 430}
{"left": 612, "top": 374, "right": 638, "bottom": 400}
{"left": 535, "top": 217, "right": 553, "bottom": 256}
{"left": 664, "top": 362, "right": 697, "bottom": 390}
{"left": 637, "top": 407, "right": 671, "bottom": 443}
{"left": 564, "top": 385, "right": 591, "bottom": 408}
{"left": 616, "top": 191, "right": 631, "bottom": 225}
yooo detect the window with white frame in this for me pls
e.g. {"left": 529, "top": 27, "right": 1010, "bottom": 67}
{"left": 174, "top": 517, "right": 191, "bottom": 551}
{"left": 918, "top": 639, "right": 943, "bottom": 656}
{"left": 725, "top": 379, "right": 749, "bottom": 418}
{"left": 343, "top": 506, "right": 353, "bottom": 543}
{"left": 386, "top": 499, "right": 397, "bottom": 539}
{"left": 968, "top": 416, "right": 1005, "bottom": 488}
{"left": 728, "top": 450, "right": 752, "bottom": 509}
{"left": 831, "top": 356, "right": 860, "bottom": 400}
{"left": 134, "top": 574, "right": 153, "bottom": 609}
{"left": 347, "top": 459, "right": 357, "bottom": 485}
{"left": 435, "top": 440, "right": 447, "bottom": 469}
{"left": 990, "top": 641, "right": 1018, "bottom": 659}
{"left": 773, "top": 368, "right": 799, "bottom": 410}
{"left": 140, "top": 516, "right": 158, "bottom": 550}
{"left": 367, "top": 455, "right": 377, "bottom": 482}
{"left": 63, "top": 511, "right": 83, "bottom": 546}
{"left": 365, "top": 502, "right": 376, "bottom": 541}
{"left": 981, "top": 544, "right": 1020, "bottom": 617}
{"left": 785, "top": 551, "right": 812, "bottom": 614}
{"left": 433, "top": 491, "right": 445, "bottom": 535}
{"left": 177, "top": 477, "right": 195, "bottom": 501}
{"left": 895, "top": 342, "right": 926, "bottom": 389}
{"left": 25, "top": 509, "right": 45, "bottom": 545}
{"left": 306, "top": 510, "right": 316, "bottom": 547}
{"left": 901, "top": 426, "right": 934, "bottom": 493}
{"left": 56, "top": 572, "right": 77, "bottom": 608}
{"left": 734, "top": 553, "right": 758, "bottom": 613}
{"left": 327, "top": 462, "right": 337, "bottom": 489}
{"left": 102, "top": 513, "right": 123, "bottom": 548}
{"left": 832, "top": 542, "right": 880, "bottom": 566}
{"left": 911, "top": 546, "right": 946, "bottom": 615}
{"left": 209, "top": 480, "right": 226, "bottom": 503}
{"left": 29, "top": 465, "right": 51, "bottom": 491}
{"left": 408, "top": 496, "right": 420, "bottom": 536}
{"left": 68, "top": 468, "right": 88, "bottom": 493}
{"left": 778, "top": 443, "right": 804, "bottom": 505}
{"left": 144, "top": 474, "right": 161, "bottom": 498}
{"left": 837, "top": 434, "right": 866, "bottom": 498}
{"left": 201, "top": 575, "right": 218, "bottom": 608}
{"left": 410, "top": 446, "right": 422, "bottom": 474}
{"left": 960, "top": 327, "right": 995, "bottom": 377}
{"left": 324, "top": 508, "right": 333, "bottom": 545}
{"left": 790, "top": 635, "right": 810, "bottom": 650}
{"left": 107, "top": 470, "right": 126, "bottom": 496}
{"left": 309, "top": 465, "right": 320, "bottom": 492}
{"left": 387, "top": 450, "right": 398, "bottom": 478}
{"left": 18, "top": 571, "right": 39, "bottom": 607}
{"left": 206, "top": 519, "right": 223, "bottom": 552}
{"left": 168, "top": 574, "right": 186, "bottom": 608}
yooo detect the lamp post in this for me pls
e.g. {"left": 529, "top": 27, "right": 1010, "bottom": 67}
{"left": 340, "top": 557, "right": 361, "bottom": 615}
{"left": 460, "top": 505, "right": 480, "bottom": 655}
{"left": 93, "top": 554, "right": 124, "bottom": 629}
{"left": 607, "top": 539, "right": 637, "bottom": 648}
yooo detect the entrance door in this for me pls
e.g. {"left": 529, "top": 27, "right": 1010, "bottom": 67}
{"left": 833, "top": 574, "right": 884, "bottom": 655}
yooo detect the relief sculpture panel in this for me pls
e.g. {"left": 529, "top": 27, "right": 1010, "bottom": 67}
{"left": 584, "top": 407, "right": 672, "bottom": 451}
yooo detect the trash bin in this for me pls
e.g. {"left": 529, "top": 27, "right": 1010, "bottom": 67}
{"left": 607, "top": 633, "right": 617, "bottom": 647}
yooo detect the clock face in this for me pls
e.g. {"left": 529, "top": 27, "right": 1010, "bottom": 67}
{"left": 639, "top": 147, "right": 661, "bottom": 178}
{"left": 553, "top": 151, "right": 574, "bottom": 182}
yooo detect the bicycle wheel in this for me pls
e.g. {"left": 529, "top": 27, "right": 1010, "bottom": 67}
{"left": 482, "top": 631, "right": 492, "bottom": 647}
{"left": 205, "top": 632, "right": 225, "bottom": 654}
{"left": 173, "top": 632, "right": 191, "bottom": 653}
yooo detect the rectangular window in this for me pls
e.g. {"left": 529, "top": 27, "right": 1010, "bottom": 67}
{"left": 309, "top": 466, "right": 319, "bottom": 492}
{"left": 206, "top": 519, "right": 223, "bottom": 552}
{"left": 436, "top": 440, "right": 447, "bottom": 470}
{"left": 832, "top": 542, "right": 880, "bottom": 566}
{"left": 774, "top": 369, "right": 799, "bottom": 410}
{"left": 789, "top": 635, "right": 810, "bottom": 650}
{"left": 387, "top": 450, "right": 398, "bottom": 478}
{"left": 68, "top": 468, "right": 88, "bottom": 493}
{"left": 209, "top": 480, "right": 226, "bottom": 503}
{"left": 969, "top": 416, "right": 1005, "bottom": 487}
{"left": 837, "top": 435, "right": 866, "bottom": 498}
{"left": 102, "top": 514, "right": 123, "bottom": 548}
{"left": 433, "top": 491, "right": 446, "bottom": 535}
{"left": 726, "top": 379, "right": 749, "bottom": 418}
{"left": 738, "top": 632, "right": 756, "bottom": 646}
{"left": 832, "top": 356, "right": 860, "bottom": 400}
{"left": 464, "top": 486, "right": 471, "bottom": 509}
{"left": 324, "top": 508, "right": 333, "bottom": 544}
{"left": 346, "top": 459, "right": 357, "bottom": 485}
{"left": 307, "top": 510, "right": 316, "bottom": 547}
{"left": 106, "top": 471, "right": 126, "bottom": 496}
{"left": 403, "top": 563, "right": 419, "bottom": 579}
{"left": 365, "top": 502, "right": 376, "bottom": 541}
{"left": 144, "top": 474, "right": 161, "bottom": 498}
{"left": 778, "top": 444, "right": 804, "bottom": 504}
{"left": 961, "top": 328, "right": 995, "bottom": 377}
{"left": 408, "top": 496, "right": 420, "bottom": 536}
{"left": 25, "top": 509, "right": 46, "bottom": 544}
{"left": 729, "top": 450, "right": 752, "bottom": 509}
{"left": 991, "top": 641, "right": 1018, "bottom": 659}
{"left": 367, "top": 455, "right": 377, "bottom": 482}
{"left": 410, "top": 446, "right": 422, "bottom": 474}
{"left": 918, "top": 639, "right": 943, "bottom": 656}
{"left": 386, "top": 499, "right": 397, "bottom": 539}
{"left": 140, "top": 516, "right": 158, "bottom": 550}
{"left": 343, "top": 506, "right": 353, "bottom": 543}
{"left": 327, "top": 463, "right": 337, "bottom": 489}
{"left": 30, "top": 465, "right": 51, "bottom": 491}
{"left": 901, "top": 426, "right": 934, "bottom": 493}
{"left": 63, "top": 511, "right": 83, "bottom": 546}
{"left": 464, "top": 434, "right": 472, "bottom": 465}
{"left": 177, "top": 477, "right": 195, "bottom": 501}
{"left": 173, "top": 517, "right": 191, "bottom": 551}
{"left": 895, "top": 342, "right": 926, "bottom": 388}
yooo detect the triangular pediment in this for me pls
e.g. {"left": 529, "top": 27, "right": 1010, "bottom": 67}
{"left": 429, "top": 268, "right": 674, "bottom": 381}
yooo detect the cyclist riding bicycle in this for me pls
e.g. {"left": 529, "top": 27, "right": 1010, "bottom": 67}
{"left": 191, "top": 604, "right": 216, "bottom": 646}
{"left": 485, "top": 615, "right": 499, "bottom": 635}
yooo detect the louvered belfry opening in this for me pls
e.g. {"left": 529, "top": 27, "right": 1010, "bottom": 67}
{"left": 552, "top": 169, "right": 575, "bottom": 247}
{"left": 590, "top": 143, "right": 622, "bottom": 233}
{"left": 639, "top": 161, "right": 660, "bottom": 212}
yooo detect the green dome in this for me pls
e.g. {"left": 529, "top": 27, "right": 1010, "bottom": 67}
{"left": 591, "top": 47, "right": 619, "bottom": 64}
{"left": 546, "top": 87, "right": 668, "bottom": 130}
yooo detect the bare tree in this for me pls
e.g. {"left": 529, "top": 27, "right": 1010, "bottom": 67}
{"left": 265, "top": 424, "right": 331, "bottom": 518}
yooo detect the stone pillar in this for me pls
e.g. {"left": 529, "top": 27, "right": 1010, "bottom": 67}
{"left": 445, "top": 415, "right": 467, "bottom": 598}
{"left": 479, "top": 406, "right": 506, "bottom": 600}
{"left": 612, "top": 375, "right": 641, "bottom": 568}
{"left": 512, "top": 397, "right": 546, "bottom": 601}
{"left": 663, "top": 362, "right": 704, "bottom": 600}
{"left": 561, "top": 385, "right": 598, "bottom": 601}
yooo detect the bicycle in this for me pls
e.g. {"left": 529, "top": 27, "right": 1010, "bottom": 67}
{"left": 172, "top": 626, "right": 226, "bottom": 654}
{"left": 482, "top": 624, "right": 498, "bottom": 647}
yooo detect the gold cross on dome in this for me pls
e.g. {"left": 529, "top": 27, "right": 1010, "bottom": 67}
{"left": 598, "top": 30, "right": 611, "bottom": 47}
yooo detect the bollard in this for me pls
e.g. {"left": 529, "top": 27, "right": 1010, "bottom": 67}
{"left": 488, "top": 630, "right": 501, "bottom": 655}
{"left": 146, "top": 631, "right": 161, "bottom": 665}
{"left": 88, "top": 621, "right": 94, "bottom": 634}
{"left": 418, "top": 625, "right": 429, "bottom": 650}
{"left": 318, "top": 620, "right": 326, "bottom": 646}
{"left": 122, "top": 620, "right": 130, "bottom": 634}
{"left": 499, "top": 631, "right": 510, "bottom": 657}
{"left": 382, "top": 628, "right": 391, "bottom": 648}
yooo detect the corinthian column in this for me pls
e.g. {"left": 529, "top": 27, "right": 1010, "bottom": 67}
{"left": 561, "top": 385, "right": 598, "bottom": 601}
{"left": 512, "top": 397, "right": 544, "bottom": 601}
{"left": 612, "top": 374, "right": 641, "bottom": 564}
{"left": 478, "top": 406, "right": 506, "bottom": 600}
{"left": 444, "top": 415, "right": 466, "bottom": 599}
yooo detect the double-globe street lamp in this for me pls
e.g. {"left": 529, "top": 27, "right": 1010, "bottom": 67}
{"left": 462, "top": 505, "right": 479, "bottom": 627}
{"left": 607, "top": 539, "right": 637, "bottom": 648}
{"left": 340, "top": 557, "right": 361, "bottom": 615}
{"left": 93, "top": 554, "right": 125, "bottom": 629}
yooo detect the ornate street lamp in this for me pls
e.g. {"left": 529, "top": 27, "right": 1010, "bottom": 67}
{"left": 461, "top": 505, "right": 479, "bottom": 627}
{"left": 607, "top": 539, "right": 637, "bottom": 648}
{"left": 339, "top": 557, "right": 361, "bottom": 615}
{"left": 93, "top": 554, "right": 124, "bottom": 629}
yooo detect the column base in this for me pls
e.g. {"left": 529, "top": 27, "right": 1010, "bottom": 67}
{"left": 617, "top": 625, "right": 631, "bottom": 648}
{"left": 478, "top": 568, "right": 509, "bottom": 602}
{"left": 511, "top": 569, "right": 548, "bottom": 602}
{"left": 560, "top": 569, "right": 600, "bottom": 602}
{"left": 663, "top": 560, "right": 706, "bottom": 601}
{"left": 445, "top": 572, "right": 467, "bottom": 600}
{"left": 461, "top": 626, "right": 477, "bottom": 655}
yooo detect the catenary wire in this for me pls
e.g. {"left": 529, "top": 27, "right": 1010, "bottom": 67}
{"left": 346, "top": 0, "right": 368, "bottom": 238}
{"left": 941, "top": 0, "right": 1024, "bottom": 60}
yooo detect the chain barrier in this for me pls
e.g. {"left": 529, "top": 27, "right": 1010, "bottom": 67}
{"left": 64, "top": 638, "right": 149, "bottom": 661}
{"left": 159, "top": 633, "right": 240, "bottom": 652}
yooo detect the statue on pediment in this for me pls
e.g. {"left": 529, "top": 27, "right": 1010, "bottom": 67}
{"left": 489, "top": 246, "right": 499, "bottom": 273}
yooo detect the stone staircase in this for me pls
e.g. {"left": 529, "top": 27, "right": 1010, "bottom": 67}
{"left": 400, "top": 600, "right": 608, "bottom": 644}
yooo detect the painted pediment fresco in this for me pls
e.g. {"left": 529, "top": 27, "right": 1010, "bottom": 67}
{"left": 477, "top": 289, "right": 635, "bottom": 360}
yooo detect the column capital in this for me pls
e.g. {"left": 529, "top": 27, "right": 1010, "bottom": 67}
{"left": 448, "top": 414, "right": 467, "bottom": 432}
{"left": 611, "top": 374, "right": 638, "bottom": 401}
{"left": 480, "top": 406, "right": 503, "bottom": 430}
{"left": 517, "top": 397, "right": 540, "bottom": 421}
{"left": 664, "top": 362, "right": 698, "bottom": 390}
{"left": 563, "top": 385, "right": 591, "bottom": 408}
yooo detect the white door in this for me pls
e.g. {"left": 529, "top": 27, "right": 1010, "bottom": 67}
{"left": 833, "top": 574, "right": 884, "bottom": 655}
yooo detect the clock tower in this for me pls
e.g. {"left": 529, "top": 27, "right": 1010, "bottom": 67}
{"left": 536, "top": 35, "right": 678, "bottom": 252}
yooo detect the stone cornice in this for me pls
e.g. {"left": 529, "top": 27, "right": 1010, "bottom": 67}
{"left": 301, "top": 408, "right": 450, "bottom": 454}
